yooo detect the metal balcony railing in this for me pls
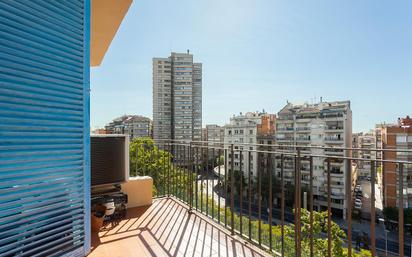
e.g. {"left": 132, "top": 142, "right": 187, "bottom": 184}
{"left": 134, "top": 139, "right": 412, "bottom": 257}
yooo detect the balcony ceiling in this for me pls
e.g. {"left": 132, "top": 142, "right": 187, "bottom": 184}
{"left": 91, "top": 0, "right": 132, "bottom": 66}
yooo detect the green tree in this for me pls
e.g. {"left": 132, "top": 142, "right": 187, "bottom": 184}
{"left": 129, "top": 137, "right": 194, "bottom": 198}
{"left": 195, "top": 194, "right": 371, "bottom": 257}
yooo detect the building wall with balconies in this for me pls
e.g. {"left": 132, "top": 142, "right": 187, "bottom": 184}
{"left": 276, "top": 100, "right": 352, "bottom": 218}
{"left": 381, "top": 116, "right": 412, "bottom": 208}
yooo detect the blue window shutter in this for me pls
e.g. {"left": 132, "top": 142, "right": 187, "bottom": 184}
{"left": 0, "top": 1, "right": 90, "bottom": 256}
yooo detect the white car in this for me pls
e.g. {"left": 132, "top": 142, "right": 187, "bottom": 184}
{"left": 355, "top": 199, "right": 362, "bottom": 204}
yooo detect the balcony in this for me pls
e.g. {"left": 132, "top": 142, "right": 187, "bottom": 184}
{"left": 325, "top": 126, "right": 344, "bottom": 132}
{"left": 276, "top": 127, "right": 294, "bottom": 132}
{"left": 2, "top": 2, "right": 411, "bottom": 257}
{"left": 295, "top": 136, "right": 310, "bottom": 142}
{"left": 90, "top": 197, "right": 270, "bottom": 257}
{"left": 295, "top": 127, "right": 310, "bottom": 132}
{"left": 324, "top": 137, "right": 344, "bottom": 144}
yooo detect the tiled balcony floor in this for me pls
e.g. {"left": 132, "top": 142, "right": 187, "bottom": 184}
{"left": 89, "top": 197, "right": 272, "bottom": 257}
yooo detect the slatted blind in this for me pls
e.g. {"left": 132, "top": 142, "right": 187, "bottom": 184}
{"left": 0, "top": 0, "right": 89, "bottom": 256}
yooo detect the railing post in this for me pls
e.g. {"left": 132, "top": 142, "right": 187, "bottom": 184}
{"left": 371, "top": 160, "right": 376, "bottom": 257}
{"left": 218, "top": 148, "right": 222, "bottom": 224}
{"left": 268, "top": 148, "right": 273, "bottom": 252}
{"left": 345, "top": 155, "right": 352, "bottom": 256}
{"left": 294, "top": 148, "right": 301, "bottom": 257}
{"left": 239, "top": 150, "right": 243, "bottom": 235}
{"left": 309, "top": 156, "right": 314, "bottom": 257}
{"left": 212, "top": 147, "right": 215, "bottom": 220}
{"left": 399, "top": 163, "right": 404, "bottom": 257}
{"left": 224, "top": 148, "right": 228, "bottom": 227}
{"left": 230, "top": 143, "right": 235, "bottom": 235}
{"left": 189, "top": 142, "right": 193, "bottom": 213}
{"left": 248, "top": 150, "right": 252, "bottom": 240}
{"left": 195, "top": 146, "right": 199, "bottom": 210}
{"left": 167, "top": 143, "right": 171, "bottom": 197}
{"left": 281, "top": 154, "right": 285, "bottom": 257}
{"left": 258, "top": 150, "right": 262, "bottom": 246}
{"left": 206, "top": 142, "right": 209, "bottom": 216}
{"left": 327, "top": 158, "right": 332, "bottom": 257}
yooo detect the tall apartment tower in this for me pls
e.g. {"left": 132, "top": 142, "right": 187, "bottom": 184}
{"left": 276, "top": 100, "right": 352, "bottom": 218}
{"left": 153, "top": 52, "right": 202, "bottom": 143}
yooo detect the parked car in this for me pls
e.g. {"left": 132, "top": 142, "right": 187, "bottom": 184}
{"left": 355, "top": 199, "right": 362, "bottom": 205}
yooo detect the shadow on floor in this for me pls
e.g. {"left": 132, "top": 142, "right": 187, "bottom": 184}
{"left": 89, "top": 197, "right": 271, "bottom": 257}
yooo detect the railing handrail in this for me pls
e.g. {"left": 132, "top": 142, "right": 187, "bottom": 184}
{"left": 154, "top": 140, "right": 412, "bottom": 165}
{"left": 154, "top": 138, "right": 412, "bottom": 153}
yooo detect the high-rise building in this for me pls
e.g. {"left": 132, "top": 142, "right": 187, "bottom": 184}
{"left": 381, "top": 116, "right": 412, "bottom": 208}
{"left": 105, "top": 115, "right": 151, "bottom": 139}
{"left": 224, "top": 112, "right": 276, "bottom": 177}
{"left": 276, "top": 100, "right": 352, "bottom": 218}
{"left": 153, "top": 51, "right": 202, "bottom": 143}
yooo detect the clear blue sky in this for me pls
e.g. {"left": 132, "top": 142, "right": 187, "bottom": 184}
{"left": 91, "top": 0, "right": 412, "bottom": 133}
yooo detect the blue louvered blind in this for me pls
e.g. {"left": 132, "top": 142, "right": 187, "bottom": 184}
{"left": 0, "top": 0, "right": 89, "bottom": 256}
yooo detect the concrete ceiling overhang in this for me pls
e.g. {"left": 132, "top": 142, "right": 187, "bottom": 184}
{"left": 91, "top": 0, "right": 133, "bottom": 67}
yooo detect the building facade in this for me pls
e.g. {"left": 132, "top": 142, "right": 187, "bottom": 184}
{"left": 204, "top": 124, "right": 225, "bottom": 161}
{"left": 276, "top": 101, "right": 352, "bottom": 218}
{"left": 355, "top": 131, "right": 376, "bottom": 178}
{"left": 224, "top": 112, "right": 276, "bottom": 177}
{"left": 105, "top": 115, "right": 151, "bottom": 139}
{"left": 381, "top": 116, "right": 412, "bottom": 208}
{"left": 153, "top": 52, "right": 202, "bottom": 143}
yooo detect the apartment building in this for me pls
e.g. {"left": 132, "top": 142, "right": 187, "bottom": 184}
{"left": 152, "top": 51, "right": 202, "bottom": 143}
{"left": 105, "top": 115, "right": 151, "bottom": 139}
{"left": 276, "top": 100, "right": 352, "bottom": 218}
{"left": 381, "top": 116, "right": 412, "bottom": 208}
{"left": 224, "top": 112, "right": 276, "bottom": 177}
{"left": 204, "top": 124, "right": 225, "bottom": 161}
{"left": 355, "top": 131, "right": 376, "bottom": 178}
{"left": 375, "top": 123, "right": 387, "bottom": 161}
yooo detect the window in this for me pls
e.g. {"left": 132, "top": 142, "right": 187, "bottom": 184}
{"left": 396, "top": 135, "right": 412, "bottom": 143}
{"left": 250, "top": 130, "right": 253, "bottom": 135}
